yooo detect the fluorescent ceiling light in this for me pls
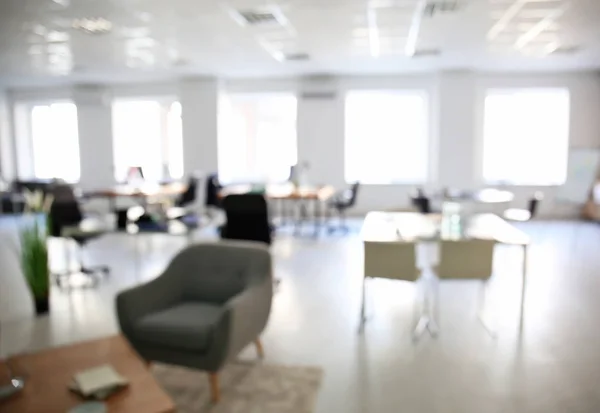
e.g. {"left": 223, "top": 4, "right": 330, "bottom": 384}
{"left": 367, "top": 7, "right": 380, "bottom": 58}
{"left": 487, "top": 0, "right": 528, "bottom": 40}
{"left": 515, "top": 5, "right": 568, "bottom": 49}
{"left": 405, "top": 0, "right": 427, "bottom": 57}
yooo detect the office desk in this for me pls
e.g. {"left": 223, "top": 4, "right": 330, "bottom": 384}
{"left": 86, "top": 182, "right": 187, "bottom": 199}
{"left": 433, "top": 189, "right": 515, "bottom": 204}
{"left": 85, "top": 182, "right": 187, "bottom": 211}
{"left": 219, "top": 183, "right": 335, "bottom": 200}
{"left": 362, "top": 212, "right": 530, "bottom": 331}
{"left": 220, "top": 183, "right": 336, "bottom": 236}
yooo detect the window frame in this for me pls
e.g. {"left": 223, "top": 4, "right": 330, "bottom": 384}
{"left": 13, "top": 99, "right": 81, "bottom": 183}
{"left": 343, "top": 88, "right": 432, "bottom": 185}
{"left": 480, "top": 87, "right": 571, "bottom": 187}
{"left": 217, "top": 91, "right": 299, "bottom": 185}
{"left": 110, "top": 96, "right": 183, "bottom": 183}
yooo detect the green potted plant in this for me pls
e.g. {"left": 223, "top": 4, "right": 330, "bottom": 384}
{"left": 20, "top": 189, "right": 53, "bottom": 315}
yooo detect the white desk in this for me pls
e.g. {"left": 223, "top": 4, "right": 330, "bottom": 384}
{"left": 361, "top": 212, "right": 530, "bottom": 332}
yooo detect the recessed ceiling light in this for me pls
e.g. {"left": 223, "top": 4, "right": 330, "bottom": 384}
{"left": 72, "top": 18, "right": 113, "bottom": 34}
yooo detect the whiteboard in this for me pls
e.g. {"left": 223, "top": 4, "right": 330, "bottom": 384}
{"left": 556, "top": 149, "right": 600, "bottom": 204}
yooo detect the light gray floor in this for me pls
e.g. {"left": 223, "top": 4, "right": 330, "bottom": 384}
{"left": 3, "top": 218, "right": 600, "bottom": 412}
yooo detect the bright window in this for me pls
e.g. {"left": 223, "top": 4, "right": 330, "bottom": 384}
{"left": 483, "top": 89, "right": 570, "bottom": 185}
{"left": 344, "top": 90, "right": 429, "bottom": 184}
{"left": 218, "top": 93, "right": 297, "bottom": 184}
{"left": 28, "top": 102, "right": 80, "bottom": 182}
{"left": 112, "top": 99, "right": 183, "bottom": 183}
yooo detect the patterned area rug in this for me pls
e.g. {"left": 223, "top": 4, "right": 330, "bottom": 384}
{"left": 153, "top": 362, "right": 323, "bottom": 413}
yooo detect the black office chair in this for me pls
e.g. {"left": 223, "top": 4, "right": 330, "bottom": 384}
{"left": 327, "top": 182, "right": 360, "bottom": 232}
{"left": 48, "top": 182, "right": 109, "bottom": 288}
{"left": 410, "top": 188, "right": 434, "bottom": 214}
{"left": 503, "top": 192, "right": 544, "bottom": 222}
{"left": 204, "top": 173, "right": 223, "bottom": 215}
{"left": 220, "top": 194, "right": 273, "bottom": 245}
{"left": 166, "top": 173, "right": 202, "bottom": 230}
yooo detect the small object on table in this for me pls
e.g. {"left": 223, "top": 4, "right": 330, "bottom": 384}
{"left": 71, "top": 364, "right": 129, "bottom": 400}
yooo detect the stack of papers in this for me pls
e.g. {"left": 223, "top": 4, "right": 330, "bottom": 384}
{"left": 70, "top": 365, "right": 129, "bottom": 400}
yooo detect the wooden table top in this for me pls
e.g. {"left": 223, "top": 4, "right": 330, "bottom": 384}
{"left": 220, "top": 183, "right": 336, "bottom": 200}
{"left": 86, "top": 182, "right": 187, "bottom": 198}
{"left": 433, "top": 188, "right": 515, "bottom": 204}
{"left": 1, "top": 335, "right": 175, "bottom": 413}
{"left": 362, "top": 212, "right": 530, "bottom": 246}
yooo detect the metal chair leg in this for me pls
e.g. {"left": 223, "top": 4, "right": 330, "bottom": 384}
{"left": 477, "top": 281, "right": 497, "bottom": 338}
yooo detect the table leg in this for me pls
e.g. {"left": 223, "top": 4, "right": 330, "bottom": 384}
{"left": 313, "top": 198, "right": 321, "bottom": 237}
{"left": 281, "top": 199, "right": 288, "bottom": 227}
{"left": 359, "top": 276, "right": 367, "bottom": 332}
{"left": 109, "top": 196, "right": 119, "bottom": 218}
{"left": 295, "top": 200, "right": 308, "bottom": 236}
{"left": 519, "top": 244, "right": 528, "bottom": 334}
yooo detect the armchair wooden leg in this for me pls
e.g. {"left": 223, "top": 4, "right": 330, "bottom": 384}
{"left": 254, "top": 338, "right": 264, "bottom": 359}
{"left": 209, "top": 372, "right": 220, "bottom": 403}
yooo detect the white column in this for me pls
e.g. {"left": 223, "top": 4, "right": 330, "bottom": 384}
{"left": 436, "top": 71, "right": 478, "bottom": 188}
{"left": 179, "top": 77, "right": 219, "bottom": 176}
{"left": 296, "top": 76, "right": 345, "bottom": 187}
{"left": 73, "top": 85, "right": 115, "bottom": 189}
{"left": 0, "top": 89, "right": 16, "bottom": 181}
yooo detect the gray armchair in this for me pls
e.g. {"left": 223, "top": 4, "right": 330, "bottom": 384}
{"left": 116, "top": 241, "right": 273, "bottom": 403}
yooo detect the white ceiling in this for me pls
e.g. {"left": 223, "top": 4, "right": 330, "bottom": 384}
{"left": 0, "top": 0, "right": 598, "bottom": 85}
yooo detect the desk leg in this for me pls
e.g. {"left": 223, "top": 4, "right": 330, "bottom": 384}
{"left": 359, "top": 276, "right": 367, "bottom": 332}
{"left": 519, "top": 244, "right": 528, "bottom": 334}
{"left": 294, "top": 200, "right": 308, "bottom": 236}
{"left": 313, "top": 199, "right": 321, "bottom": 237}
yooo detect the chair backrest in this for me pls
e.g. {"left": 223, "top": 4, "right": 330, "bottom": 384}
{"left": 205, "top": 173, "right": 222, "bottom": 207}
{"left": 47, "top": 182, "right": 83, "bottom": 237}
{"left": 528, "top": 191, "right": 544, "bottom": 218}
{"left": 348, "top": 182, "right": 360, "bottom": 206}
{"left": 438, "top": 239, "right": 495, "bottom": 280}
{"left": 222, "top": 194, "right": 271, "bottom": 245}
{"left": 166, "top": 241, "right": 272, "bottom": 304}
{"left": 364, "top": 241, "right": 419, "bottom": 282}
{"left": 411, "top": 195, "right": 432, "bottom": 214}
{"left": 176, "top": 174, "right": 200, "bottom": 207}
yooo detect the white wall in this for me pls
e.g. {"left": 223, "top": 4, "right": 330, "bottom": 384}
{"left": 4, "top": 71, "right": 600, "bottom": 217}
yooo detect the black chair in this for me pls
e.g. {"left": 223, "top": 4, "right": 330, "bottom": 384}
{"left": 205, "top": 173, "right": 222, "bottom": 206}
{"left": 166, "top": 173, "right": 202, "bottom": 230}
{"left": 175, "top": 174, "right": 199, "bottom": 207}
{"left": 503, "top": 192, "right": 544, "bottom": 222}
{"left": 47, "top": 182, "right": 109, "bottom": 287}
{"left": 220, "top": 194, "right": 272, "bottom": 245}
{"left": 410, "top": 188, "right": 434, "bottom": 214}
{"left": 327, "top": 182, "right": 360, "bottom": 232}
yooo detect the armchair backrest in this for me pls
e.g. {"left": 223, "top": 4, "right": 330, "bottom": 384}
{"left": 163, "top": 241, "right": 272, "bottom": 304}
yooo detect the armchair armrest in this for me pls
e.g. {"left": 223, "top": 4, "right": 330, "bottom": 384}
{"left": 204, "top": 271, "right": 272, "bottom": 369}
{"left": 116, "top": 273, "right": 182, "bottom": 338}
{"left": 225, "top": 274, "right": 273, "bottom": 360}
